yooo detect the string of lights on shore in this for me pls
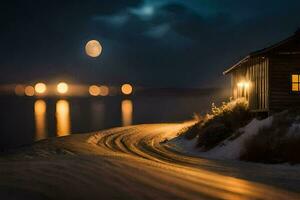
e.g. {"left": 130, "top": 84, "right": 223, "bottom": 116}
{"left": 14, "top": 82, "right": 133, "bottom": 97}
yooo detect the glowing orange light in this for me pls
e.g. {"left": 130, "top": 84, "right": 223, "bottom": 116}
{"left": 89, "top": 85, "right": 100, "bottom": 96}
{"left": 56, "top": 100, "right": 71, "bottom": 136}
{"left": 292, "top": 74, "right": 299, "bottom": 91}
{"left": 122, "top": 100, "right": 133, "bottom": 126}
{"left": 35, "top": 83, "right": 47, "bottom": 94}
{"left": 57, "top": 82, "right": 68, "bottom": 94}
{"left": 99, "top": 85, "right": 109, "bottom": 96}
{"left": 34, "top": 100, "right": 47, "bottom": 140}
{"left": 24, "top": 86, "right": 35, "bottom": 96}
{"left": 15, "top": 85, "right": 25, "bottom": 96}
{"left": 121, "top": 84, "right": 133, "bottom": 95}
{"left": 85, "top": 40, "right": 102, "bottom": 58}
{"left": 237, "top": 81, "right": 250, "bottom": 88}
{"left": 244, "top": 82, "right": 250, "bottom": 89}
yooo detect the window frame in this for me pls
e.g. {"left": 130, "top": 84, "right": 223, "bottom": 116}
{"left": 291, "top": 73, "right": 300, "bottom": 93}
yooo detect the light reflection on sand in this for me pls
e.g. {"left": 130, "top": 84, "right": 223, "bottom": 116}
{"left": 56, "top": 100, "right": 71, "bottom": 136}
{"left": 34, "top": 100, "right": 47, "bottom": 140}
{"left": 122, "top": 99, "right": 133, "bottom": 126}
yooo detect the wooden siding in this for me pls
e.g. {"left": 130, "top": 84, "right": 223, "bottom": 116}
{"left": 231, "top": 67, "right": 246, "bottom": 99}
{"left": 269, "top": 55, "right": 300, "bottom": 113}
{"left": 231, "top": 57, "right": 269, "bottom": 111}
{"left": 226, "top": 33, "right": 300, "bottom": 114}
{"left": 247, "top": 57, "right": 269, "bottom": 111}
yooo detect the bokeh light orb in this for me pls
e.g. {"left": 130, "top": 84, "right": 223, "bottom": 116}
{"left": 89, "top": 85, "right": 100, "bottom": 96}
{"left": 15, "top": 85, "right": 25, "bottom": 96}
{"left": 24, "top": 86, "right": 35, "bottom": 96}
{"left": 99, "top": 85, "right": 109, "bottom": 96}
{"left": 85, "top": 40, "right": 102, "bottom": 58}
{"left": 121, "top": 84, "right": 133, "bottom": 95}
{"left": 35, "top": 83, "right": 47, "bottom": 94}
{"left": 57, "top": 82, "right": 69, "bottom": 94}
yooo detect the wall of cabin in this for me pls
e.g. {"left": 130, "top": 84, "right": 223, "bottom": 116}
{"left": 231, "top": 57, "right": 269, "bottom": 112}
{"left": 231, "top": 67, "right": 246, "bottom": 100}
{"left": 246, "top": 57, "right": 269, "bottom": 112}
{"left": 269, "top": 55, "right": 300, "bottom": 113}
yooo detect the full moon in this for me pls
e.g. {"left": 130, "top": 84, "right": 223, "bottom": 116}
{"left": 85, "top": 40, "right": 102, "bottom": 58}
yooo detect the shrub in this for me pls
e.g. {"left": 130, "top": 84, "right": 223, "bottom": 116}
{"left": 241, "top": 110, "right": 300, "bottom": 164}
{"left": 209, "top": 98, "right": 252, "bottom": 130}
{"left": 185, "top": 98, "right": 253, "bottom": 150}
{"left": 184, "top": 122, "right": 202, "bottom": 140}
{"left": 197, "top": 122, "right": 232, "bottom": 150}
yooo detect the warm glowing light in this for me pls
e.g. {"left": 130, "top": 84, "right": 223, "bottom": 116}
{"left": 56, "top": 100, "right": 71, "bottom": 136}
{"left": 237, "top": 81, "right": 250, "bottom": 88}
{"left": 85, "top": 40, "right": 102, "bottom": 58}
{"left": 292, "top": 74, "right": 300, "bottom": 91}
{"left": 35, "top": 83, "right": 47, "bottom": 94}
{"left": 99, "top": 85, "right": 109, "bottom": 96}
{"left": 15, "top": 85, "right": 25, "bottom": 96}
{"left": 122, "top": 100, "right": 133, "bottom": 126}
{"left": 24, "top": 86, "right": 35, "bottom": 96}
{"left": 237, "top": 81, "right": 250, "bottom": 98}
{"left": 237, "top": 82, "right": 243, "bottom": 87}
{"left": 121, "top": 84, "right": 133, "bottom": 95}
{"left": 244, "top": 82, "right": 250, "bottom": 88}
{"left": 292, "top": 83, "right": 299, "bottom": 91}
{"left": 292, "top": 74, "right": 299, "bottom": 83}
{"left": 34, "top": 100, "right": 47, "bottom": 140}
{"left": 89, "top": 85, "right": 100, "bottom": 96}
{"left": 57, "top": 82, "right": 69, "bottom": 94}
{"left": 35, "top": 100, "right": 46, "bottom": 116}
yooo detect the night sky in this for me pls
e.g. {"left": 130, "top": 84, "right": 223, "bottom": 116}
{"left": 1, "top": 0, "right": 300, "bottom": 87}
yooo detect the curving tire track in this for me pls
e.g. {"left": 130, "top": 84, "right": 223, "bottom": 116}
{"left": 87, "top": 123, "right": 300, "bottom": 200}
{"left": 1, "top": 123, "right": 300, "bottom": 199}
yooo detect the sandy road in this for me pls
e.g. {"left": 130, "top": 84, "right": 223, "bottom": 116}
{"left": 1, "top": 123, "right": 300, "bottom": 199}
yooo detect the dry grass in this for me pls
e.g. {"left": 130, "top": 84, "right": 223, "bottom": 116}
{"left": 185, "top": 98, "right": 253, "bottom": 151}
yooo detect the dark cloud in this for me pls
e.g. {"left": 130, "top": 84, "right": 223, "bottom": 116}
{"left": 0, "top": 0, "right": 300, "bottom": 87}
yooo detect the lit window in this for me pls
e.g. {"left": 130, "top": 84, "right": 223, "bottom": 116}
{"left": 292, "top": 74, "right": 300, "bottom": 91}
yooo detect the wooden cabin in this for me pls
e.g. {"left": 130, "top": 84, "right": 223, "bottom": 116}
{"left": 224, "top": 31, "right": 300, "bottom": 115}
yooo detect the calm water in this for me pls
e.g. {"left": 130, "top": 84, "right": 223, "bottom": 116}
{"left": 0, "top": 93, "right": 226, "bottom": 150}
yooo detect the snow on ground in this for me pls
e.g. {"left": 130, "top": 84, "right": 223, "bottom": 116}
{"left": 201, "top": 117, "right": 273, "bottom": 160}
{"left": 1, "top": 123, "right": 300, "bottom": 199}
{"left": 166, "top": 134, "right": 199, "bottom": 155}
{"left": 288, "top": 120, "right": 300, "bottom": 137}
{"left": 168, "top": 116, "right": 274, "bottom": 160}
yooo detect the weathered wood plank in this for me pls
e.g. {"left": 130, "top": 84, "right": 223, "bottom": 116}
{"left": 269, "top": 54, "right": 300, "bottom": 112}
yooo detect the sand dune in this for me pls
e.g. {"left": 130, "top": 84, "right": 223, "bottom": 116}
{"left": 1, "top": 123, "right": 300, "bottom": 199}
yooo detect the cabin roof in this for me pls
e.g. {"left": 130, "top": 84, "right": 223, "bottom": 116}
{"left": 223, "top": 31, "right": 300, "bottom": 75}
